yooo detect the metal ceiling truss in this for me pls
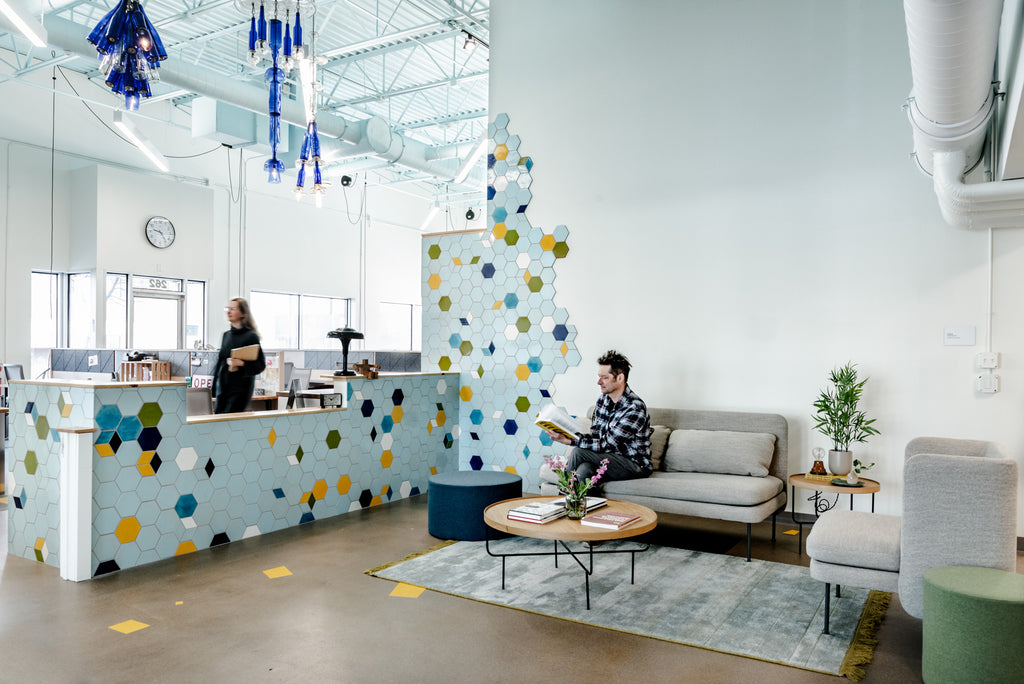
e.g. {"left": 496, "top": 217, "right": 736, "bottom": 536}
{"left": 0, "top": 0, "right": 488, "bottom": 198}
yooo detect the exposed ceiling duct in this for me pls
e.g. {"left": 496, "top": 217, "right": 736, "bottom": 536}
{"left": 40, "top": 14, "right": 463, "bottom": 182}
{"left": 903, "top": 0, "right": 1024, "bottom": 230}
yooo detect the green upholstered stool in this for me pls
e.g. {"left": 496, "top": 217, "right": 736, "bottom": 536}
{"left": 923, "top": 566, "right": 1024, "bottom": 684}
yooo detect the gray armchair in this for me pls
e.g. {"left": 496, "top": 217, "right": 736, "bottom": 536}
{"left": 807, "top": 436, "right": 1017, "bottom": 632}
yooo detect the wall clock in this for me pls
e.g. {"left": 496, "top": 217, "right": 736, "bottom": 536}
{"left": 145, "top": 216, "right": 175, "bottom": 248}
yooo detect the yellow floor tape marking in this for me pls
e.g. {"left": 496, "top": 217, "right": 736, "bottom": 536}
{"left": 263, "top": 566, "right": 293, "bottom": 579}
{"left": 390, "top": 583, "right": 425, "bottom": 598}
{"left": 109, "top": 620, "right": 149, "bottom": 634}
{"left": 783, "top": 529, "right": 799, "bottom": 536}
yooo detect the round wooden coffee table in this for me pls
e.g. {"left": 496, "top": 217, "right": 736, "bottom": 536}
{"left": 483, "top": 496, "right": 657, "bottom": 609}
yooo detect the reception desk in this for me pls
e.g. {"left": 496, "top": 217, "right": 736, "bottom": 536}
{"left": 6, "top": 373, "right": 460, "bottom": 579}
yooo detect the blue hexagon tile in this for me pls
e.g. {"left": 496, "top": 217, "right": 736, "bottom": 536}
{"left": 422, "top": 114, "right": 581, "bottom": 490}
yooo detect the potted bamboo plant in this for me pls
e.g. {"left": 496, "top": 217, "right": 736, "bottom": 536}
{"left": 812, "top": 362, "right": 879, "bottom": 476}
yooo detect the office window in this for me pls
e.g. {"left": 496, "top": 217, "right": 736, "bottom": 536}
{"left": 377, "top": 302, "right": 421, "bottom": 351}
{"left": 250, "top": 290, "right": 350, "bottom": 349}
{"left": 131, "top": 276, "right": 183, "bottom": 349}
{"left": 68, "top": 272, "right": 95, "bottom": 348}
{"left": 105, "top": 273, "right": 128, "bottom": 348}
{"left": 186, "top": 280, "right": 206, "bottom": 349}
{"left": 250, "top": 291, "right": 299, "bottom": 349}
{"left": 301, "top": 295, "right": 350, "bottom": 349}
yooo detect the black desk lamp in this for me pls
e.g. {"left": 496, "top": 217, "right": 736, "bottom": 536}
{"left": 328, "top": 327, "right": 364, "bottom": 376}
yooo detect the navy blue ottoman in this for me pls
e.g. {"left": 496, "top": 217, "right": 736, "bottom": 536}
{"left": 428, "top": 471, "right": 523, "bottom": 541}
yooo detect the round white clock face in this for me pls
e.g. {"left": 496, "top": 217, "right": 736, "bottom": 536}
{"left": 146, "top": 216, "right": 175, "bottom": 248}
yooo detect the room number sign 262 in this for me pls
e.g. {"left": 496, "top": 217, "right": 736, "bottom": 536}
{"left": 148, "top": 279, "right": 171, "bottom": 289}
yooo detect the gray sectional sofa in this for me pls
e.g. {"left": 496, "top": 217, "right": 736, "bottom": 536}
{"left": 541, "top": 407, "right": 789, "bottom": 560}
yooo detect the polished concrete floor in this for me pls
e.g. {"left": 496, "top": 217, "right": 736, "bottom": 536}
{"left": 0, "top": 496, "right": 1019, "bottom": 683}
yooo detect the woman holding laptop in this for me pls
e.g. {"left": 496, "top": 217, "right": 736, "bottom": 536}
{"left": 212, "top": 297, "right": 266, "bottom": 414}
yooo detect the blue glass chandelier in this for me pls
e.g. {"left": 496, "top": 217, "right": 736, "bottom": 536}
{"left": 247, "top": 1, "right": 310, "bottom": 184}
{"left": 87, "top": 0, "right": 167, "bottom": 111}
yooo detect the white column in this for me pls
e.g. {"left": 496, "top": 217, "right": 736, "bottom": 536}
{"left": 59, "top": 428, "right": 95, "bottom": 582}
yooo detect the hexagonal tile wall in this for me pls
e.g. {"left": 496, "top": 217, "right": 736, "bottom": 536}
{"left": 422, "top": 114, "right": 581, "bottom": 490}
{"left": 6, "top": 374, "right": 459, "bottom": 577}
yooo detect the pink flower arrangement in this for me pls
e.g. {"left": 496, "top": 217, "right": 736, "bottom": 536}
{"left": 544, "top": 454, "right": 609, "bottom": 501}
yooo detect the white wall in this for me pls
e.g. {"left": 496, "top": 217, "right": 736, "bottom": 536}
{"left": 0, "top": 60, "right": 426, "bottom": 363}
{"left": 492, "top": 0, "right": 1024, "bottom": 528}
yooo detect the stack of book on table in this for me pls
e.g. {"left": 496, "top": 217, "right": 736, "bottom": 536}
{"left": 507, "top": 500, "right": 567, "bottom": 524}
{"left": 581, "top": 510, "right": 642, "bottom": 530}
{"left": 506, "top": 497, "right": 609, "bottom": 524}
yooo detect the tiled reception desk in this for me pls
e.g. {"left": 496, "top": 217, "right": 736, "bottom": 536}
{"left": 6, "top": 374, "right": 459, "bottom": 579}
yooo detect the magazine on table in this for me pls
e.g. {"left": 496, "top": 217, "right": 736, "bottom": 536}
{"left": 580, "top": 510, "right": 642, "bottom": 530}
{"left": 535, "top": 404, "right": 583, "bottom": 439}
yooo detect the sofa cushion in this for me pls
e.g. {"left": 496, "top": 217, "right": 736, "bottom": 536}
{"left": 603, "top": 472, "right": 784, "bottom": 507}
{"left": 806, "top": 510, "right": 901, "bottom": 572}
{"left": 650, "top": 424, "right": 671, "bottom": 471}
{"left": 663, "top": 429, "right": 775, "bottom": 477}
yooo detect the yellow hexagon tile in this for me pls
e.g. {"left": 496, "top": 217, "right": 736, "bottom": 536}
{"left": 435, "top": 410, "right": 446, "bottom": 426}
{"left": 391, "top": 406, "right": 404, "bottom": 423}
{"left": 492, "top": 222, "right": 507, "bottom": 239}
{"left": 381, "top": 450, "right": 393, "bottom": 468}
{"left": 428, "top": 273, "right": 442, "bottom": 289}
{"left": 540, "top": 234, "right": 557, "bottom": 251}
{"left": 337, "top": 475, "right": 352, "bottom": 495}
{"left": 516, "top": 365, "right": 531, "bottom": 381}
{"left": 493, "top": 144, "right": 508, "bottom": 160}
{"left": 175, "top": 541, "right": 197, "bottom": 556}
{"left": 312, "top": 479, "right": 328, "bottom": 501}
{"left": 504, "top": 466, "right": 518, "bottom": 474}
{"left": 460, "top": 386, "right": 473, "bottom": 401}
{"left": 116, "top": 517, "right": 141, "bottom": 544}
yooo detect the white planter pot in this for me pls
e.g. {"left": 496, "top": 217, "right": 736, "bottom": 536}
{"left": 828, "top": 450, "right": 853, "bottom": 476}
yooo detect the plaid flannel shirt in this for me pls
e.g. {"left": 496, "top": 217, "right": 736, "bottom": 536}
{"left": 573, "top": 386, "right": 652, "bottom": 473}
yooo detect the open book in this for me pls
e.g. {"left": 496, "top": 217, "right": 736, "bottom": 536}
{"left": 535, "top": 404, "right": 583, "bottom": 439}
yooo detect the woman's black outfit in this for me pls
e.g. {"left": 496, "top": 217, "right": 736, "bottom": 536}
{"left": 212, "top": 326, "right": 266, "bottom": 414}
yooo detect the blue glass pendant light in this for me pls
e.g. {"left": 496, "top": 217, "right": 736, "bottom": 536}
{"left": 87, "top": 0, "right": 167, "bottom": 111}
{"left": 264, "top": 13, "right": 284, "bottom": 183}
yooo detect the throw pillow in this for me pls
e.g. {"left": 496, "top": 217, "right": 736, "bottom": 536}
{"left": 650, "top": 425, "right": 671, "bottom": 471}
{"left": 663, "top": 429, "right": 776, "bottom": 477}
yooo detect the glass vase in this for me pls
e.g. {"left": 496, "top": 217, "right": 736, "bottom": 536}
{"left": 564, "top": 493, "right": 587, "bottom": 520}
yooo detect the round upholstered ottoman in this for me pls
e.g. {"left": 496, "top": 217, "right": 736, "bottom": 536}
{"left": 923, "top": 566, "right": 1024, "bottom": 684}
{"left": 428, "top": 471, "right": 522, "bottom": 541}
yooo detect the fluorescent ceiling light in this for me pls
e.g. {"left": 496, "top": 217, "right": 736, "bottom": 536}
{"left": 0, "top": 0, "right": 47, "bottom": 48}
{"left": 113, "top": 110, "right": 169, "bottom": 173}
{"left": 419, "top": 200, "right": 440, "bottom": 232}
{"left": 453, "top": 135, "right": 487, "bottom": 184}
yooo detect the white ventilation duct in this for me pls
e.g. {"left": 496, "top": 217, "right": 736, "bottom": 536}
{"left": 42, "top": 15, "right": 462, "bottom": 181}
{"left": 903, "top": 0, "right": 1024, "bottom": 229}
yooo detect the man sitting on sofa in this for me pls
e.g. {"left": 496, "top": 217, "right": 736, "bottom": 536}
{"left": 544, "top": 349, "right": 653, "bottom": 484}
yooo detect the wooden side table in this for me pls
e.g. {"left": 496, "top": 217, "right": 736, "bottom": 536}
{"left": 788, "top": 473, "right": 880, "bottom": 555}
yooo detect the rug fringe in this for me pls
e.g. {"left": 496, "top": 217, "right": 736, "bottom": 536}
{"left": 363, "top": 539, "right": 458, "bottom": 576}
{"left": 839, "top": 590, "right": 891, "bottom": 681}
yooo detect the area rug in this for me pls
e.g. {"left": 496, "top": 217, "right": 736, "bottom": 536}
{"left": 367, "top": 537, "right": 889, "bottom": 680}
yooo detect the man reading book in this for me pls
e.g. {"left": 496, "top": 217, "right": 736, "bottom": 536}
{"left": 543, "top": 350, "right": 652, "bottom": 485}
